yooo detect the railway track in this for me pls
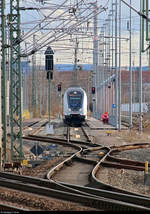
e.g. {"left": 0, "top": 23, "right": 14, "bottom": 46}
{"left": 90, "top": 144, "right": 150, "bottom": 191}
{"left": 2, "top": 122, "right": 150, "bottom": 211}
{"left": 121, "top": 113, "right": 150, "bottom": 129}
{"left": 103, "top": 143, "right": 148, "bottom": 171}
{"left": 0, "top": 203, "right": 28, "bottom": 211}
{"left": 25, "top": 126, "right": 150, "bottom": 210}
{"left": 44, "top": 126, "right": 150, "bottom": 210}
{"left": 0, "top": 170, "right": 148, "bottom": 211}
{"left": 22, "top": 119, "right": 48, "bottom": 136}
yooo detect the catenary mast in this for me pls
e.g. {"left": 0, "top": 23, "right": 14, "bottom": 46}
{"left": 9, "top": 0, "right": 23, "bottom": 160}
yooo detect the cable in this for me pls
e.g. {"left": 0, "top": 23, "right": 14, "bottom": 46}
{"left": 21, "top": 0, "right": 69, "bottom": 41}
{"left": 21, "top": 0, "right": 87, "bottom": 53}
{"left": 21, "top": 2, "right": 107, "bottom": 56}
{"left": 21, "top": 0, "right": 85, "bottom": 43}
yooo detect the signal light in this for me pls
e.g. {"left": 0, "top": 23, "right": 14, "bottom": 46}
{"left": 47, "top": 71, "right": 53, "bottom": 80}
{"left": 92, "top": 87, "right": 95, "bottom": 94}
{"left": 58, "top": 84, "right": 61, "bottom": 92}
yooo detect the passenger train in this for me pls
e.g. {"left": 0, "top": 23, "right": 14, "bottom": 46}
{"left": 63, "top": 86, "right": 87, "bottom": 126}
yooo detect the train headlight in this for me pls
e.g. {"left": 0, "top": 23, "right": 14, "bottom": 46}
{"left": 79, "top": 108, "right": 82, "bottom": 111}
{"left": 68, "top": 108, "right": 71, "bottom": 111}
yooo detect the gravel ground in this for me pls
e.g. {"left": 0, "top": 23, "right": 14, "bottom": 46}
{"left": 1, "top": 120, "right": 99, "bottom": 211}
{"left": 0, "top": 187, "right": 97, "bottom": 211}
{"left": 83, "top": 120, "right": 150, "bottom": 197}
{"left": 96, "top": 166, "right": 150, "bottom": 196}
{"left": 93, "top": 129, "right": 150, "bottom": 197}
{"left": 4, "top": 118, "right": 150, "bottom": 209}
{"left": 22, "top": 157, "right": 64, "bottom": 178}
{"left": 115, "top": 148, "right": 150, "bottom": 162}
{"left": 2, "top": 156, "right": 98, "bottom": 211}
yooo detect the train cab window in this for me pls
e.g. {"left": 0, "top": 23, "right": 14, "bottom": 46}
{"left": 68, "top": 91, "right": 83, "bottom": 110}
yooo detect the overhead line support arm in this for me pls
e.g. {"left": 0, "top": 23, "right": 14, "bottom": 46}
{"left": 121, "top": 0, "right": 150, "bottom": 22}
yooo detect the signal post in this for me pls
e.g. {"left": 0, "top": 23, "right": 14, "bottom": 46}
{"left": 57, "top": 83, "right": 62, "bottom": 119}
{"left": 45, "top": 46, "right": 54, "bottom": 134}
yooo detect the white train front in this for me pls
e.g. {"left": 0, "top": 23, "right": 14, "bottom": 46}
{"left": 63, "top": 87, "right": 87, "bottom": 125}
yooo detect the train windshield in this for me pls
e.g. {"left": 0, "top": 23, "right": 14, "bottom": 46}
{"left": 68, "top": 91, "right": 83, "bottom": 110}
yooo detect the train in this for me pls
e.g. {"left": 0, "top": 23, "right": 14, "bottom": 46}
{"left": 63, "top": 86, "right": 87, "bottom": 126}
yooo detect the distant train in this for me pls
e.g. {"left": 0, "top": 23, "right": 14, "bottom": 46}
{"left": 63, "top": 86, "right": 87, "bottom": 126}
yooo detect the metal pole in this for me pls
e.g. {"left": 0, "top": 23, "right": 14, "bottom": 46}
{"left": 121, "top": 0, "right": 150, "bottom": 22}
{"left": 24, "top": 42, "right": 29, "bottom": 110}
{"left": 87, "top": 71, "right": 90, "bottom": 113}
{"left": 129, "top": 0, "right": 132, "bottom": 129}
{"left": 100, "top": 28, "right": 105, "bottom": 115}
{"left": 93, "top": 0, "right": 98, "bottom": 118}
{"left": 32, "top": 35, "right": 36, "bottom": 117}
{"left": 141, "top": 0, "right": 145, "bottom": 52}
{"left": 111, "top": 1, "right": 114, "bottom": 117}
{"left": 48, "top": 76, "right": 51, "bottom": 125}
{"left": 139, "top": 0, "right": 143, "bottom": 132}
{"left": 146, "top": 0, "right": 149, "bottom": 41}
{"left": 104, "top": 25, "right": 107, "bottom": 112}
{"left": 59, "top": 90, "right": 62, "bottom": 119}
{"left": 115, "top": 0, "right": 118, "bottom": 129}
{"left": 45, "top": 46, "right": 53, "bottom": 133}
{"left": 118, "top": 0, "right": 121, "bottom": 131}
{"left": 39, "top": 54, "right": 42, "bottom": 117}
{"left": 1, "top": 0, "right": 7, "bottom": 163}
{"left": 73, "top": 38, "right": 79, "bottom": 86}
{"left": 108, "top": 15, "right": 111, "bottom": 115}
{"left": 99, "top": 29, "right": 104, "bottom": 115}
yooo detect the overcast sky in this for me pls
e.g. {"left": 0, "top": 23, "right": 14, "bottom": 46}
{"left": 17, "top": 0, "right": 141, "bottom": 30}
{"left": 4, "top": 0, "right": 149, "bottom": 66}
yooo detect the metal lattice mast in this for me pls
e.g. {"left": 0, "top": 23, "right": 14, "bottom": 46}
{"left": 1, "top": 0, "right": 7, "bottom": 162}
{"left": 9, "top": 0, "right": 23, "bottom": 160}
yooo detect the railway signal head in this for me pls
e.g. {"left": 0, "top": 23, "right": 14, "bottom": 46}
{"left": 92, "top": 87, "right": 95, "bottom": 94}
{"left": 47, "top": 71, "right": 53, "bottom": 80}
{"left": 58, "top": 84, "right": 61, "bottom": 92}
{"left": 45, "top": 46, "right": 54, "bottom": 71}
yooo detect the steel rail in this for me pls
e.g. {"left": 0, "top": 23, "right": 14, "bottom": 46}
{"left": 0, "top": 172, "right": 146, "bottom": 211}
{"left": 101, "top": 143, "right": 150, "bottom": 171}
{"left": 102, "top": 161, "right": 145, "bottom": 171}
{"left": 24, "top": 134, "right": 99, "bottom": 148}
{"left": 21, "top": 126, "right": 150, "bottom": 210}
{"left": 110, "top": 142, "right": 150, "bottom": 151}
{"left": 66, "top": 125, "right": 92, "bottom": 144}
{"left": 81, "top": 125, "right": 92, "bottom": 143}
{"left": 0, "top": 166, "right": 150, "bottom": 211}
{"left": 91, "top": 143, "right": 150, "bottom": 195}
{"left": 107, "top": 154, "right": 145, "bottom": 166}
{"left": 0, "top": 203, "right": 29, "bottom": 211}
{"left": 1, "top": 133, "right": 150, "bottom": 210}
{"left": 46, "top": 143, "right": 150, "bottom": 210}
{"left": 23, "top": 133, "right": 150, "bottom": 189}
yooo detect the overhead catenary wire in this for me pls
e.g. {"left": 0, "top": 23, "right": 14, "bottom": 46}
{"left": 21, "top": 0, "right": 88, "bottom": 41}
{"left": 21, "top": 3, "right": 107, "bottom": 56}
{"left": 4, "top": 0, "right": 109, "bottom": 59}
{"left": 20, "top": 0, "right": 69, "bottom": 41}
{"left": 20, "top": 0, "right": 88, "bottom": 51}
{"left": 121, "top": 0, "right": 150, "bottom": 22}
